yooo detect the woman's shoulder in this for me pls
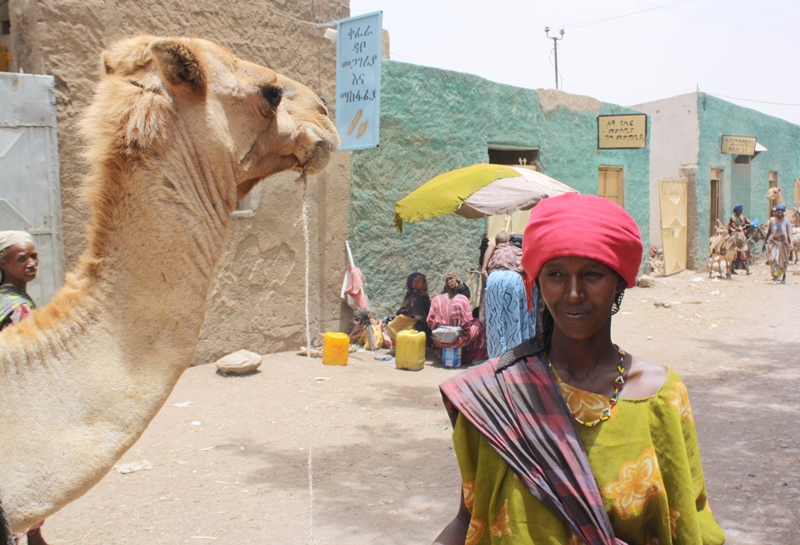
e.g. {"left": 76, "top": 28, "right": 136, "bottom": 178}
{"left": 620, "top": 356, "right": 670, "bottom": 399}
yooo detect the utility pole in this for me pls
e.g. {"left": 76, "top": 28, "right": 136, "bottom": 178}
{"left": 544, "top": 27, "right": 565, "bottom": 90}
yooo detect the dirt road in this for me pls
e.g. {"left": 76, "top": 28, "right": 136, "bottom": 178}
{"left": 44, "top": 263, "right": 799, "bottom": 544}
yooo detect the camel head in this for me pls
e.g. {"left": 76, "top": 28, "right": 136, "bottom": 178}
{"left": 766, "top": 187, "right": 783, "bottom": 202}
{"left": 84, "top": 36, "right": 339, "bottom": 207}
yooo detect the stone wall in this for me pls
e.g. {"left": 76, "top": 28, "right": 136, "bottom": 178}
{"left": 349, "top": 62, "right": 651, "bottom": 315}
{"left": 8, "top": 0, "right": 352, "bottom": 363}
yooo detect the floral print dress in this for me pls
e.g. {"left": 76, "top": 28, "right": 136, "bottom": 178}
{"left": 452, "top": 369, "right": 726, "bottom": 545}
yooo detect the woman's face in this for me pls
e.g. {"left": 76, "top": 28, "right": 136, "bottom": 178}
{"left": 0, "top": 241, "right": 38, "bottom": 287}
{"left": 538, "top": 257, "right": 625, "bottom": 341}
{"left": 412, "top": 276, "right": 427, "bottom": 291}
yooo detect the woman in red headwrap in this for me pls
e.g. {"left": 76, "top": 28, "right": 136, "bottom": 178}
{"left": 434, "top": 194, "right": 724, "bottom": 545}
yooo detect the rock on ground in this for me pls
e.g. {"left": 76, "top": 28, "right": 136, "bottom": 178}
{"left": 637, "top": 274, "right": 655, "bottom": 288}
{"left": 214, "top": 349, "right": 263, "bottom": 375}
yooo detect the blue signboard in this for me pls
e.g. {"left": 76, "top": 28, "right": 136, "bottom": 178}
{"left": 336, "top": 11, "right": 382, "bottom": 151}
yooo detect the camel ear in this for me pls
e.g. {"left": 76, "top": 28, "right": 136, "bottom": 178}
{"left": 103, "top": 52, "right": 116, "bottom": 75}
{"left": 149, "top": 39, "right": 206, "bottom": 91}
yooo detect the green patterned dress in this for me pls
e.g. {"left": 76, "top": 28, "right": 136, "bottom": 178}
{"left": 452, "top": 369, "right": 726, "bottom": 545}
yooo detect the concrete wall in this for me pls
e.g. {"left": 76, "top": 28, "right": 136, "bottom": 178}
{"left": 631, "top": 93, "right": 700, "bottom": 248}
{"left": 695, "top": 93, "right": 800, "bottom": 266}
{"left": 350, "top": 62, "right": 650, "bottom": 315}
{"left": 7, "top": 0, "right": 353, "bottom": 363}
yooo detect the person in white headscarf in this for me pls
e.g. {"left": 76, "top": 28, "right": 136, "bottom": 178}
{"left": 0, "top": 232, "right": 47, "bottom": 543}
{"left": 0, "top": 231, "right": 39, "bottom": 329}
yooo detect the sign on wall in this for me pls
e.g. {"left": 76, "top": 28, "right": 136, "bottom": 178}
{"left": 336, "top": 11, "right": 382, "bottom": 151}
{"left": 597, "top": 114, "right": 647, "bottom": 149}
{"left": 720, "top": 135, "right": 756, "bottom": 156}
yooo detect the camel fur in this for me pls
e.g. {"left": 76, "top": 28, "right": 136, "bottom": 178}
{"left": 0, "top": 36, "right": 338, "bottom": 532}
{"left": 766, "top": 187, "right": 800, "bottom": 227}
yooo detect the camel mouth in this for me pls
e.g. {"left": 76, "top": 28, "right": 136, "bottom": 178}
{"left": 295, "top": 124, "right": 339, "bottom": 174}
{"left": 297, "top": 139, "right": 335, "bottom": 175}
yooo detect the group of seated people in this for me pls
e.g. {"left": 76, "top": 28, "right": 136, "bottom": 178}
{"left": 385, "top": 230, "right": 539, "bottom": 366}
{"left": 386, "top": 271, "right": 487, "bottom": 364}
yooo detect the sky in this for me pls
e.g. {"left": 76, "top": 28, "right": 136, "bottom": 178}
{"left": 349, "top": 0, "right": 800, "bottom": 125}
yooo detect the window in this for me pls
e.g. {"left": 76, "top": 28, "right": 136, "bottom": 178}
{"left": 598, "top": 166, "right": 624, "bottom": 206}
{"left": 710, "top": 169, "right": 722, "bottom": 236}
{"left": 488, "top": 147, "right": 539, "bottom": 169}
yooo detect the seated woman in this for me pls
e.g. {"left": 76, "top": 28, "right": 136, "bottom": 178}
{"left": 387, "top": 272, "right": 431, "bottom": 341}
{"left": 434, "top": 194, "right": 725, "bottom": 545}
{"left": 427, "top": 272, "right": 486, "bottom": 364}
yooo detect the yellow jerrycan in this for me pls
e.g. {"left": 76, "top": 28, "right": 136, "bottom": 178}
{"left": 322, "top": 332, "right": 349, "bottom": 366}
{"left": 395, "top": 329, "right": 426, "bottom": 371}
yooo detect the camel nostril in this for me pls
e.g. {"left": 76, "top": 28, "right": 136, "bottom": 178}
{"left": 260, "top": 85, "right": 282, "bottom": 111}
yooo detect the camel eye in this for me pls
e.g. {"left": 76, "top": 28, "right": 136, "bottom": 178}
{"left": 260, "top": 85, "right": 282, "bottom": 111}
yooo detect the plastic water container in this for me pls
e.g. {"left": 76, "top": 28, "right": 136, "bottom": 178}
{"left": 322, "top": 332, "right": 349, "bottom": 366}
{"left": 395, "top": 329, "right": 426, "bottom": 371}
{"left": 442, "top": 347, "right": 462, "bottom": 368}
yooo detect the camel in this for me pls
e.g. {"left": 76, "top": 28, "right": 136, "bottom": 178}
{"left": 766, "top": 187, "right": 800, "bottom": 227}
{"left": 0, "top": 36, "right": 338, "bottom": 533}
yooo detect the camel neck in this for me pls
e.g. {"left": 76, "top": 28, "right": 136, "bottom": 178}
{"left": 0, "top": 152, "right": 237, "bottom": 531}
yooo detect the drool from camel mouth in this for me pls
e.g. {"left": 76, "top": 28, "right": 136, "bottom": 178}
{"left": 0, "top": 35, "right": 338, "bottom": 533}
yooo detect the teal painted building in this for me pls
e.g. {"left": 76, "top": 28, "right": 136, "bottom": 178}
{"left": 349, "top": 62, "right": 650, "bottom": 314}
{"left": 635, "top": 92, "right": 800, "bottom": 268}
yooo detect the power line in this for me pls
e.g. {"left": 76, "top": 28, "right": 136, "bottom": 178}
{"left": 388, "top": 51, "right": 421, "bottom": 65}
{"left": 636, "top": 0, "right": 795, "bottom": 32}
{"left": 730, "top": 0, "right": 800, "bottom": 23}
{"left": 705, "top": 92, "right": 800, "bottom": 107}
{"left": 565, "top": 0, "right": 698, "bottom": 29}
{"left": 565, "top": 0, "right": 795, "bottom": 33}
{"left": 261, "top": 3, "right": 332, "bottom": 27}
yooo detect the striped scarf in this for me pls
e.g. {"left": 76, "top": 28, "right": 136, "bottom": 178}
{"left": 0, "top": 283, "right": 35, "bottom": 327}
{"left": 440, "top": 338, "right": 626, "bottom": 545}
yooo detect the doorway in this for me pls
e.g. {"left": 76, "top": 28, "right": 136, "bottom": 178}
{"left": 795, "top": 178, "right": 800, "bottom": 208}
{"left": 768, "top": 172, "right": 778, "bottom": 214}
{"left": 0, "top": 73, "right": 64, "bottom": 305}
{"left": 710, "top": 169, "right": 722, "bottom": 236}
{"left": 659, "top": 178, "right": 688, "bottom": 275}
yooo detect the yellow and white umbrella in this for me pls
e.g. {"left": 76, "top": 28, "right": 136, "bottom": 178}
{"left": 394, "top": 164, "right": 577, "bottom": 231}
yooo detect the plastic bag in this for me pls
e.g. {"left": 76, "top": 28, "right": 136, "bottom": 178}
{"left": 431, "top": 326, "right": 462, "bottom": 344}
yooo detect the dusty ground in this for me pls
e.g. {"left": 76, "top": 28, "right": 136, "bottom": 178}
{"left": 43, "top": 262, "right": 799, "bottom": 545}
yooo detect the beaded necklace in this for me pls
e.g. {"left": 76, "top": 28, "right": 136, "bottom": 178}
{"left": 545, "top": 346, "right": 626, "bottom": 427}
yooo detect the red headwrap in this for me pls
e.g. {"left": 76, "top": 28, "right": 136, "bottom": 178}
{"left": 522, "top": 193, "right": 643, "bottom": 288}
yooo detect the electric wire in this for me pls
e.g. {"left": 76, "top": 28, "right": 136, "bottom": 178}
{"left": 262, "top": 2, "right": 332, "bottom": 27}
{"left": 730, "top": 0, "right": 800, "bottom": 23}
{"left": 388, "top": 51, "right": 421, "bottom": 65}
{"left": 565, "top": 0, "right": 698, "bottom": 29}
{"left": 704, "top": 92, "right": 800, "bottom": 107}
{"left": 636, "top": 0, "right": 795, "bottom": 32}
